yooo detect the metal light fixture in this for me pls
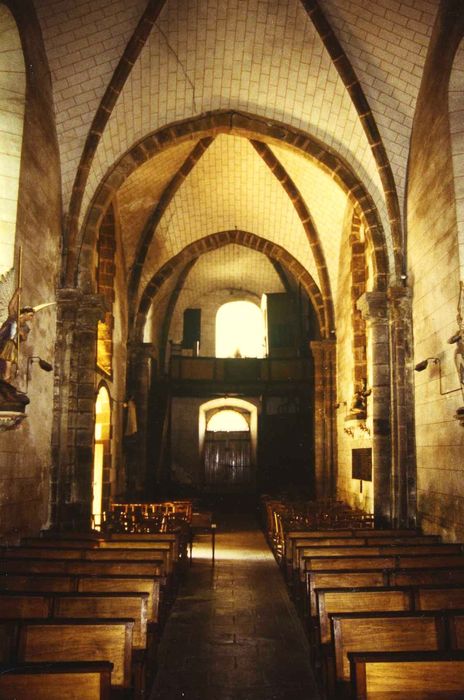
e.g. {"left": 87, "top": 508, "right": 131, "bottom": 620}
{"left": 26, "top": 355, "right": 53, "bottom": 391}
{"left": 414, "top": 356, "right": 461, "bottom": 397}
{"left": 414, "top": 357, "right": 439, "bottom": 372}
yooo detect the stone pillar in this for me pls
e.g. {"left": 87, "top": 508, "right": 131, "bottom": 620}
{"left": 126, "top": 343, "right": 156, "bottom": 499}
{"left": 50, "top": 289, "right": 106, "bottom": 531}
{"left": 388, "top": 286, "right": 416, "bottom": 527}
{"left": 310, "top": 340, "right": 337, "bottom": 499}
{"left": 357, "top": 292, "right": 391, "bottom": 525}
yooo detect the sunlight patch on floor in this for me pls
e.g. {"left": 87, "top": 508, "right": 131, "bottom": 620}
{"left": 192, "top": 534, "right": 274, "bottom": 561}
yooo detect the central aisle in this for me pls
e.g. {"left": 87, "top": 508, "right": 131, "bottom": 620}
{"left": 149, "top": 507, "right": 321, "bottom": 700}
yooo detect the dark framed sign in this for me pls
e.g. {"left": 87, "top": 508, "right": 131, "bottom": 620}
{"left": 352, "top": 448, "right": 372, "bottom": 481}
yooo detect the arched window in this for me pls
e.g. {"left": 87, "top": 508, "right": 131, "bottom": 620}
{"left": 215, "top": 300, "right": 265, "bottom": 358}
{"left": 93, "top": 385, "right": 111, "bottom": 528}
{"left": 207, "top": 409, "right": 249, "bottom": 432}
{"left": 0, "top": 5, "right": 25, "bottom": 275}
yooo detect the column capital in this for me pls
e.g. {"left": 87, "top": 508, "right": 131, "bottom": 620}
{"left": 357, "top": 291, "right": 388, "bottom": 323}
{"left": 56, "top": 288, "right": 106, "bottom": 327}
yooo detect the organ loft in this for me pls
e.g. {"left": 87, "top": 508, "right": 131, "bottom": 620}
{"left": 0, "top": 1, "right": 464, "bottom": 698}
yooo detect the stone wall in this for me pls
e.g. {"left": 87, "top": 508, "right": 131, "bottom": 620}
{"left": 0, "top": 1, "right": 61, "bottom": 541}
{"left": 408, "top": 4, "right": 464, "bottom": 540}
{"left": 335, "top": 207, "right": 373, "bottom": 512}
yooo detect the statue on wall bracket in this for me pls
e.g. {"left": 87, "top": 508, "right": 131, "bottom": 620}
{"left": 346, "top": 378, "right": 371, "bottom": 421}
{"left": 449, "top": 281, "right": 464, "bottom": 427}
{"left": 0, "top": 256, "right": 54, "bottom": 431}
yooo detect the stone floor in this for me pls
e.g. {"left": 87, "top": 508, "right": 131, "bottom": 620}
{"left": 149, "top": 503, "right": 321, "bottom": 700}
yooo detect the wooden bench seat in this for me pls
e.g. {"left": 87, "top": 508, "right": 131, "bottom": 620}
{"left": 0, "top": 573, "right": 162, "bottom": 624}
{"left": 0, "top": 557, "right": 165, "bottom": 579}
{"left": 290, "top": 534, "right": 442, "bottom": 576}
{"left": 305, "top": 570, "right": 388, "bottom": 617}
{"left": 0, "top": 591, "right": 51, "bottom": 618}
{"left": 1, "top": 545, "right": 172, "bottom": 574}
{"left": 303, "top": 554, "right": 464, "bottom": 574}
{"left": 0, "top": 618, "right": 134, "bottom": 692}
{"left": 305, "top": 570, "right": 464, "bottom": 619}
{"left": 317, "top": 587, "right": 414, "bottom": 645}
{"left": 330, "top": 610, "right": 461, "bottom": 687}
{"left": 0, "top": 591, "right": 148, "bottom": 648}
{"left": 0, "top": 572, "right": 76, "bottom": 592}
{"left": 298, "top": 544, "right": 463, "bottom": 580}
{"left": 0, "top": 660, "right": 113, "bottom": 700}
{"left": 349, "top": 650, "right": 464, "bottom": 700}
{"left": 284, "top": 529, "right": 430, "bottom": 572}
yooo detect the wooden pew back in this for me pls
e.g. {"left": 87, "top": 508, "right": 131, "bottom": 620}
{"left": 15, "top": 618, "right": 134, "bottom": 688}
{"left": 349, "top": 650, "right": 464, "bottom": 700}
{"left": 317, "top": 587, "right": 413, "bottom": 644}
{"left": 331, "top": 611, "right": 448, "bottom": 682}
{"left": 0, "top": 592, "right": 51, "bottom": 619}
{"left": 0, "top": 557, "right": 165, "bottom": 578}
{"left": 52, "top": 592, "right": 149, "bottom": 649}
{"left": 0, "top": 661, "right": 112, "bottom": 700}
{"left": 306, "top": 570, "right": 387, "bottom": 617}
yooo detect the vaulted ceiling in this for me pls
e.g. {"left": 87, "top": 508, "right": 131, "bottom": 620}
{"left": 32, "top": 0, "right": 438, "bottom": 335}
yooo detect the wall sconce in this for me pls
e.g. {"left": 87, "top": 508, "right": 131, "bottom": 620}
{"left": 414, "top": 357, "right": 438, "bottom": 372}
{"left": 414, "top": 356, "right": 460, "bottom": 396}
{"left": 26, "top": 356, "right": 53, "bottom": 391}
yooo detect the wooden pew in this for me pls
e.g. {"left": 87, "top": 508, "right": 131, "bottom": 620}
{"left": 330, "top": 610, "right": 449, "bottom": 689}
{"left": 305, "top": 570, "right": 388, "bottom": 618}
{"left": 0, "top": 661, "right": 113, "bottom": 700}
{"left": 0, "top": 591, "right": 51, "bottom": 618}
{"left": 349, "top": 650, "right": 464, "bottom": 700}
{"left": 1, "top": 618, "right": 134, "bottom": 693}
{"left": 316, "top": 585, "right": 464, "bottom": 648}
{"left": 285, "top": 528, "right": 427, "bottom": 573}
{"left": 290, "top": 533, "right": 442, "bottom": 576}
{"left": 303, "top": 554, "right": 464, "bottom": 574}
{"left": 0, "top": 590, "right": 149, "bottom": 651}
{"left": 52, "top": 592, "right": 149, "bottom": 650}
{"left": 0, "top": 573, "right": 161, "bottom": 626}
{"left": 0, "top": 573, "right": 77, "bottom": 592}
{"left": 298, "top": 544, "right": 463, "bottom": 581}
{"left": 1, "top": 545, "right": 172, "bottom": 572}
{"left": 77, "top": 575, "right": 161, "bottom": 625}
{"left": 316, "top": 587, "right": 414, "bottom": 645}
{"left": 0, "top": 557, "right": 165, "bottom": 579}
{"left": 305, "top": 569, "right": 464, "bottom": 619}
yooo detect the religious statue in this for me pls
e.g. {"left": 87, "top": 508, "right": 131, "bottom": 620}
{"left": 347, "top": 378, "right": 371, "bottom": 420}
{"left": 0, "top": 285, "right": 35, "bottom": 382}
{"left": 0, "top": 263, "right": 55, "bottom": 383}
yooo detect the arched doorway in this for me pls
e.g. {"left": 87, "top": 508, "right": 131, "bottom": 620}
{"left": 204, "top": 408, "right": 252, "bottom": 491}
{"left": 92, "top": 385, "right": 111, "bottom": 529}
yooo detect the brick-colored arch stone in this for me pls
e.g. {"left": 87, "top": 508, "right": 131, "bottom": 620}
{"left": 134, "top": 230, "right": 327, "bottom": 342}
{"left": 75, "top": 110, "right": 390, "bottom": 294}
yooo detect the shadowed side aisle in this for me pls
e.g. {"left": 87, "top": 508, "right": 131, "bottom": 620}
{"left": 149, "top": 511, "right": 321, "bottom": 700}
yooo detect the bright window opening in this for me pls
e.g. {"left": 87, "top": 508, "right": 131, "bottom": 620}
{"left": 207, "top": 409, "right": 249, "bottom": 432}
{"left": 216, "top": 300, "right": 265, "bottom": 358}
{"left": 93, "top": 386, "right": 111, "bottom": 528}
